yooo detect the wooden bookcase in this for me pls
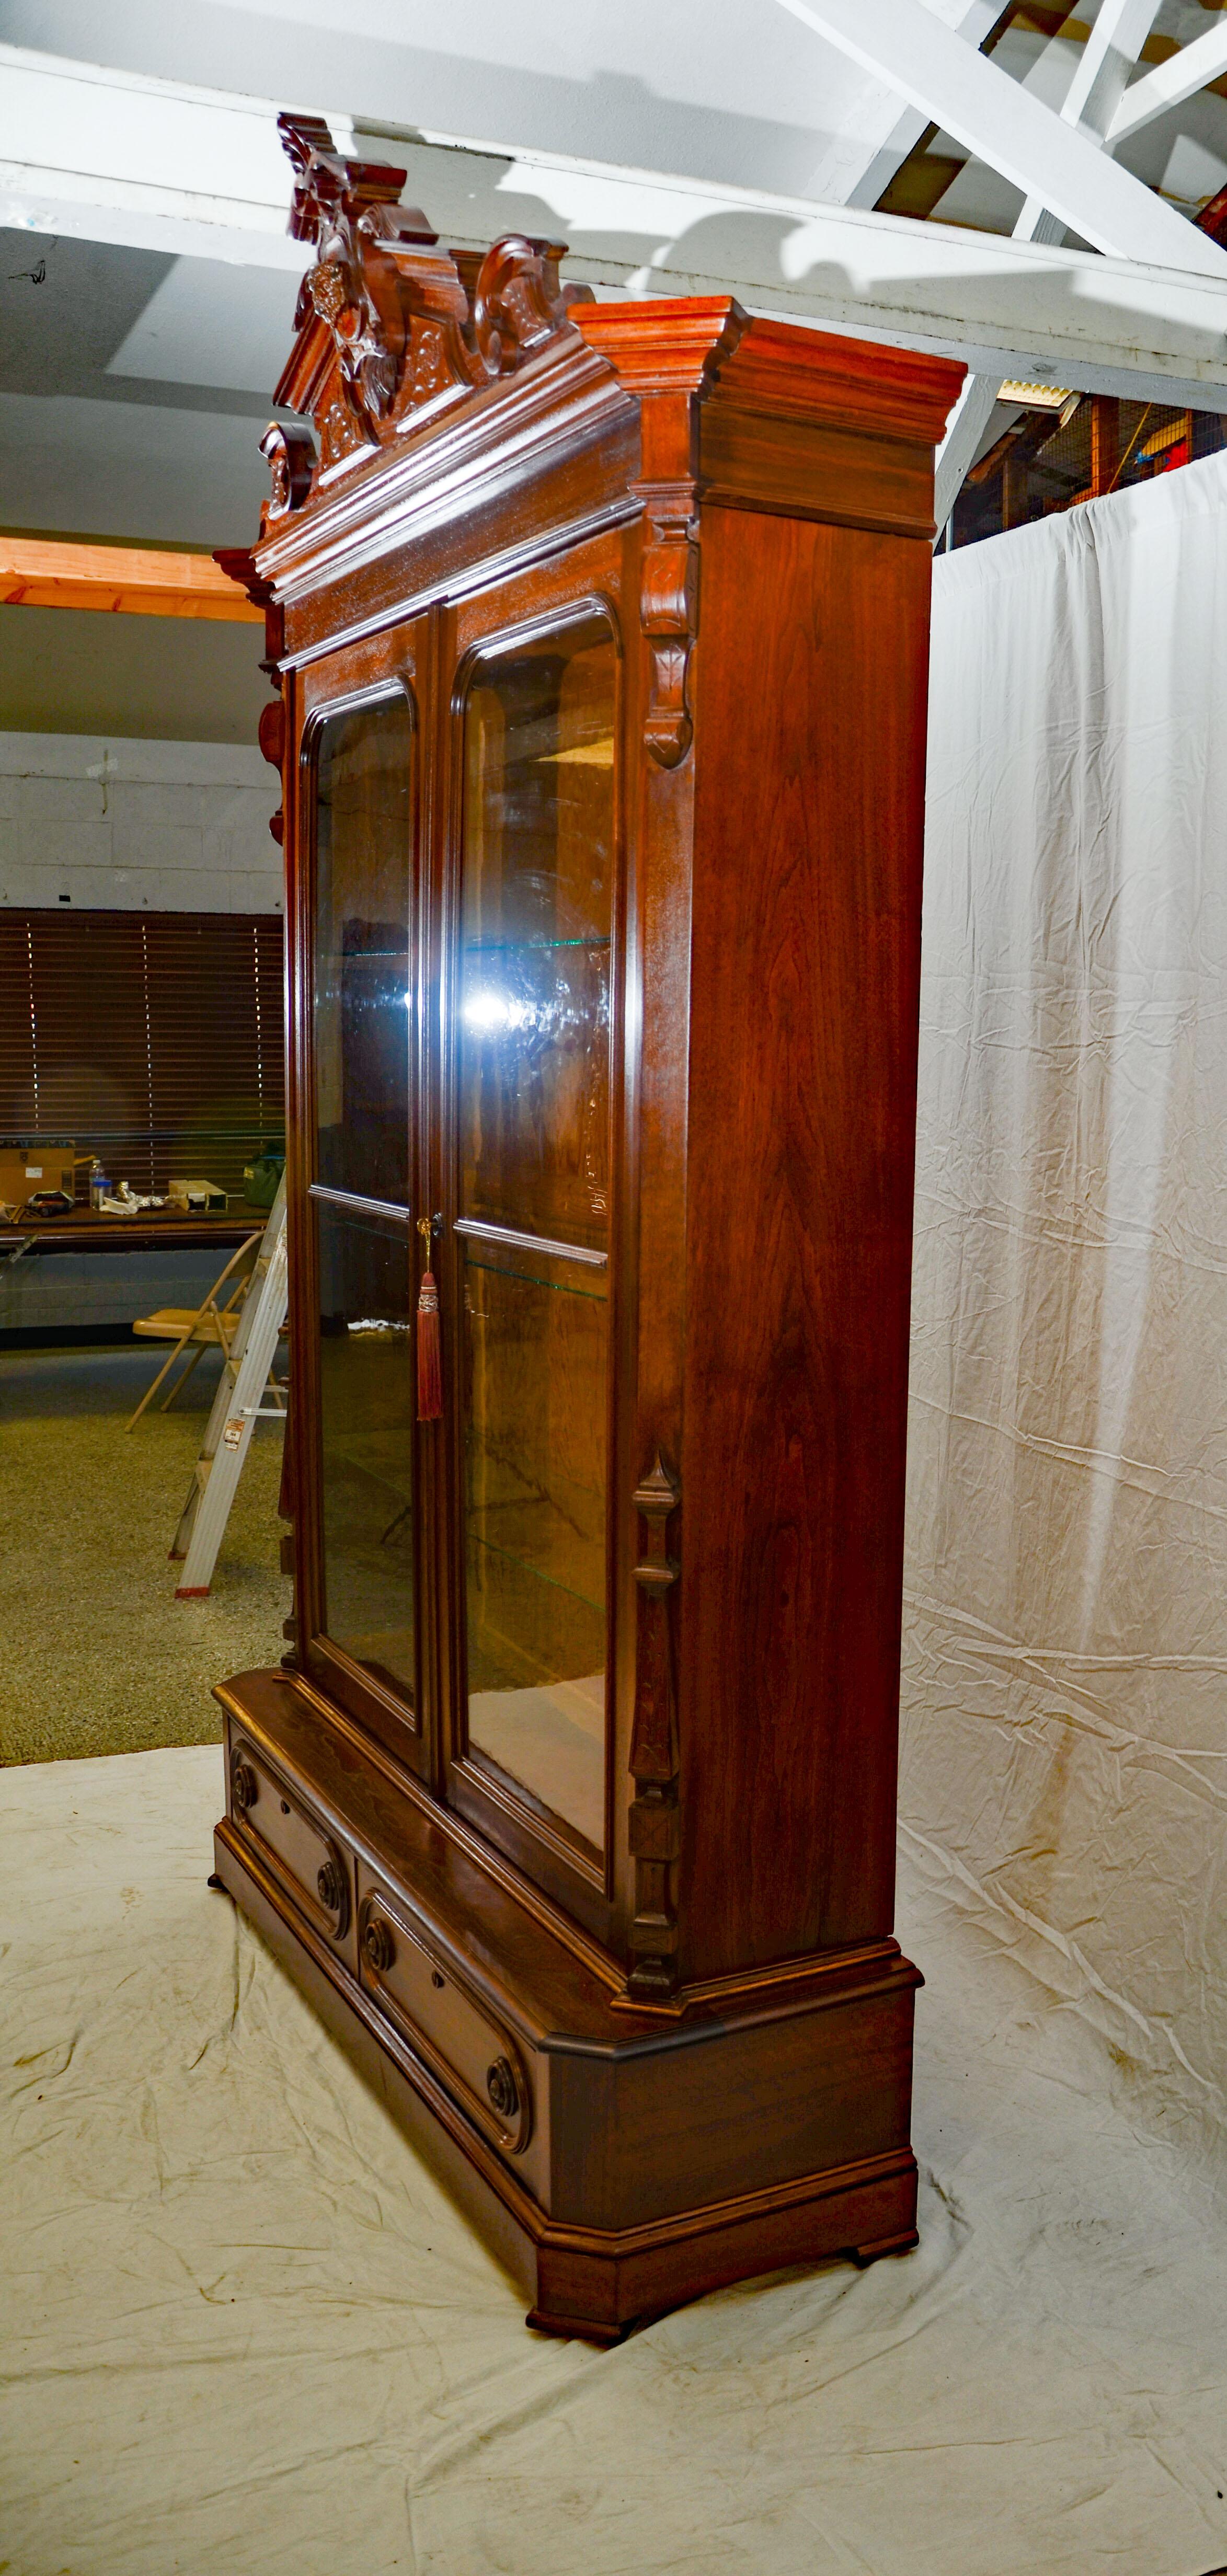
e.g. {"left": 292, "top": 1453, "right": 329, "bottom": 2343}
{"left": 213, "top": 114, "right": 963, "bottom": 2342}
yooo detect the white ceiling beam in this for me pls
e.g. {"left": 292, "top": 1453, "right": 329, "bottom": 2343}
{"left": 5, "top": 48, "right": 1227, "bottom": 410}
{"left": 1015, "top": 0, "right": 1162, "bottom": 236}
{"left": 833, "top": 0, "right": 1000, "bottom": 208}
{"left": 773, "top": 0, "right": 1227, "bottom": 273}
{"left": 937, "top": 0, "right": 1164, "bottom": 531}
{"left": 1056, "top": 0, "right": 1165, "bottom": 142}
{"left": 1108, "top": 22, "right": 1227, "bottom": 144}
{"left": 0, "top": 45, "right": 315, "bottom": 266}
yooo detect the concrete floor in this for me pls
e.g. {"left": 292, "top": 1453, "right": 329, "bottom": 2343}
{"left": 0, "top": 1343, "right": 289, "bottom": 1764}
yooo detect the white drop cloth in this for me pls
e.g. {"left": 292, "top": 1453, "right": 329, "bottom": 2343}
{"left": 2, "top": 1744, "right": 1226, "bottom": 2576}
{"left": 908, "top": 453, "right": 1227, "bottom": 2186}
{"left": 8, "top": 458, "right": 1227, "bottom": 2573}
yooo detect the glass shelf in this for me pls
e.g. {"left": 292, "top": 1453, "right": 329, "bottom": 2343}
{"left": 462, "top": 936, "right": 611, "bottom": 953}
{"left": 469, "top": 1530, "right": 605, "bottom": 1617}
{"left": 466, "top": 1252, "right": 605, "bottom": 1299}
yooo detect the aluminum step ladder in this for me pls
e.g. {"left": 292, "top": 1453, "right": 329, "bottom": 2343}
{"left": 170, "top": 1174, "right": 288, "bottom": 1597}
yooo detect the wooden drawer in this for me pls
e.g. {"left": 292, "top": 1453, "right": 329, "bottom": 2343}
{"left": 228, "top": 1732, "right": 357, "bottom": 1972}
{"left": 357, "top": 1874, "right": 532, "bottom": 2158}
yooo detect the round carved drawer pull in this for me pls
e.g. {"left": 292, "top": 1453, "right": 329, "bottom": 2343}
{"left": 231, "top": 1758, "right": 258, "bottom": 1814}
{"left": 317, "top": 1859, "right": 345, "bottom": 1914}
{"left": 486, "top": 2057, "right": 520, "bottom": 2123}
{"left": 363, "top": 1915, "right": 395, "bottom": 1974}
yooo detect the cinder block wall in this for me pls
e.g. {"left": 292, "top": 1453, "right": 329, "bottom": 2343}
{"left": 0, "top": 732, "right": 281, "bottom": 915}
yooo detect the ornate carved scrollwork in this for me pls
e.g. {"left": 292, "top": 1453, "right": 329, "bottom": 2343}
{"left": 261, "top": 114, "right": 591, "bottom": 511}
{"left": 627, "top": 1452, "right": 682, "bottom": 1999}
{"left": 258, "top": 421, "right": 316, "bottom": 525}
{"left": 472, "top": 235, "right": 592, "bottom": 372}
{"left": 641, "top": 515, "right": 699, "bottom": 768}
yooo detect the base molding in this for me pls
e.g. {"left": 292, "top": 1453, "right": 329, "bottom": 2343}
{"left": 213, "top": 1815, "right": 919, "bottom": 2343}
{"left": 210, "top": 1669, "right": 922, "bottom": 2343}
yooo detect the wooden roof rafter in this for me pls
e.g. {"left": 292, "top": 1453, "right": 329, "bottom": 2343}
{"left": 0, "top": 538, "right": 263, "bottom": 620}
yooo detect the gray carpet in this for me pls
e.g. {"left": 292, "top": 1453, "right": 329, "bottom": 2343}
{"left": 0, "top": 1344, "right": 289, "bottom": 1765}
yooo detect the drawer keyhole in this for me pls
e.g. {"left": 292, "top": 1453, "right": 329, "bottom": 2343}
{"left": 280, "top": 1798, "right": 290, "bottom": 1814}
{"left": 431, "top": 1970, "right": 444, "bottom": 1990}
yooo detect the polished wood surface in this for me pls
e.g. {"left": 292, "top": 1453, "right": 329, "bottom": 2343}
{"left": 214, "top": 112, "right": 962, "bottom": 2341}
{"left": 215, "top": 1666, "right": 921, "bottom": 2332}
{"left": 679, "top": 504, "right": 931, "bottom": 1976}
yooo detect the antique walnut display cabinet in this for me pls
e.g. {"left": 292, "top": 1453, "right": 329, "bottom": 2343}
{"left": 212, "top": 114, "right": 963, "bottom": 2342}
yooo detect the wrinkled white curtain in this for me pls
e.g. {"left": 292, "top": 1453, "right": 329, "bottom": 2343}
{"left": 905, "top": 453, "right": 1227, "bottom": 2180}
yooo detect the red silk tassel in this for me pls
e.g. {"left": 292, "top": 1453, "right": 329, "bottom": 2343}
{"left": 416, "top": 1265, "right": 443, "bottom": 1420}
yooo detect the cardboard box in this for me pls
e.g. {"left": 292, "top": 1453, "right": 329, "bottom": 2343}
{"left": 167, "top": 1177, "right": 228, "bottom": 1213}
{"left": 0, "top": 1141, "right": 78, "bottom": 1215}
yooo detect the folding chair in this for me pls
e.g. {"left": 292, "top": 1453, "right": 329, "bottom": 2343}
{"left": 125, "top": 1231, "right": 262, "bottom": 1430}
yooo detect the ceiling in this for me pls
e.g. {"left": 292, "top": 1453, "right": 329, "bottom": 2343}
{"left": 2, "top": 0, "right": 1227, "bottom": 551}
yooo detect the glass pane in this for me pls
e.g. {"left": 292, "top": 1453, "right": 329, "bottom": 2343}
{"left": 458, "top": 623, "right": 615, "bottom": 1250}
{"left": 314, "top": 697, "right": 414, "bottom": 1205}
{"left": 457, "top": 620, "right": 616, "bottom": 1852}
{"left": 462, "top": 1242, "right": 607, "bottom": 1850}
{"left": 317, "top": 1201, "right": 415, "bottom": 1700}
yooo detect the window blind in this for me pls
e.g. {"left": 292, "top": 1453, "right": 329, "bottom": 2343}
{"left": 0, "top": 910, "right": 285, "bottom": 1197}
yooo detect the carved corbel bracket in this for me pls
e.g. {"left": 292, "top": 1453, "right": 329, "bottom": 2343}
{"left": 212, "top": 542, "right": 289, "bottom": 845}
{"left": 641, "top": 512, "right": 699, "bottom": 769}
{"left": 259, "top": 420, "right": 316, "bottom": 530}
{"left": 627, "top": 1451, "right": 682, "bottom": 1999}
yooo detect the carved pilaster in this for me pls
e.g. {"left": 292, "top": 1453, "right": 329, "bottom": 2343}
{"left": 628, "top": 1452, "right": 682, "bottom": 1998}
{"left": 641, "top": 509, "right": 699, "bottom": 769}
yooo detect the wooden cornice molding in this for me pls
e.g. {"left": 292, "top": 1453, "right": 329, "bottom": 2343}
{"left": 574, "top": 297, "right": 747, "bottom": 396}
{"left": 577, "top": 300, "right": 964, "bottom": 446}
{"left": 710, "top": 315, "right": 965, "bottom": 446}
{"left": 0, "top": 538, "right": 265, "bottom": 622}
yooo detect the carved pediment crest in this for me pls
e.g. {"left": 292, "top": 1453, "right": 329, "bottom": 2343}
{"left": 264, "top": 114, "right": 593, "bottom": 511}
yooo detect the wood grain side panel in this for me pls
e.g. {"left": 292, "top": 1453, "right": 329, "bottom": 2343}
{"left": 679, "top": 505, "right": 932, "bottom": 1977}
{"left": 699, "top": 405, "right": 937, "bottom": 537}
{"left": 547, "top": 1978, "right": 917, "bottom": 2230}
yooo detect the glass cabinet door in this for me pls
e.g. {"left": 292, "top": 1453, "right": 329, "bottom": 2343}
{"left": 309, "top": 694, "right": 418, "bottom": 1709}
{"left": 454, "top": 619, "right": 616, "bottom": 1856}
